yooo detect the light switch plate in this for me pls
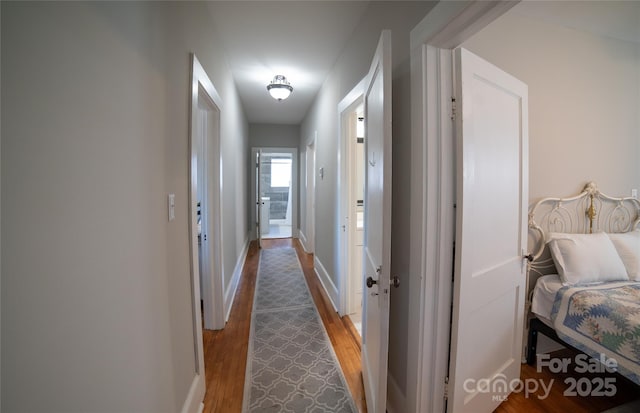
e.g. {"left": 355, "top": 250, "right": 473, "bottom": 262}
{"left": 168, "top": 193, "right": 176, "bottom": 221}
{"left": 632, "top": 189, "right": 638, "bottom": 200}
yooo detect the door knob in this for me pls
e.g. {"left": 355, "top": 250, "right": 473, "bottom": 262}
{"left": 366, "top": 276, "right": 377, "bottom": 288}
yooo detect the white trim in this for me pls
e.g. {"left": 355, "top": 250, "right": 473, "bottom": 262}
{"left": 305, "top": 137, "right": 316, "bottom": 253}
{"left": 313, "top": 256, "right": 339, "bottom": 313}
{"left": 250, "top": 147, "right": 298, "bottom": 242}
{"left": 410, "top": 1, "right": 519, "bottom": 50}
{"left": 298, "top": 229, "right": 310, "bottom": 253}
{"left": 192, "top": 55, "right": 225, "bottom": 332}
{"left": 386, "top": 373, "right": 406, "bottom": 413}
{"left": 337, "top": 77, "right": 366, "bottom": 317}
{"left": 408, "top": 2, "right": 518, "bottom": 413}
{"left": 224, "top": 233, "right": 251, "bottom": 322}
{"left": 180, "top": 375, "right": 205, "bottom": 413}
{"left": 186, "top": 53, "right": 223, "bottom": 410}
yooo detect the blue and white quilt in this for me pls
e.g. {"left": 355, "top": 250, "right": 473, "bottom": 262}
{"left": 551, "top": 282, "right": 640, "bottom": 385}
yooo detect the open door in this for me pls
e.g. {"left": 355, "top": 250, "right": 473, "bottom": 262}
{"left": 447, "top": 48, "right": 528, "bottom": 413}
{"left": 255, "top": 150, "right": 262, "bottom": 248}
{"left": 361, "top": 30, "right": 393, "bottom": 413}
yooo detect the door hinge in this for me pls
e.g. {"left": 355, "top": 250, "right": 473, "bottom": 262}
{"left": 451, "top": 97, "right": 456, "bottom": 120}
{"left": 444, "top": 376, "right": 449, "bottom": 400}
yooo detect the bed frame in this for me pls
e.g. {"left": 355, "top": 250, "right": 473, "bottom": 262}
{"left": 525, "top": 181, "right": 640, "bottom": 365}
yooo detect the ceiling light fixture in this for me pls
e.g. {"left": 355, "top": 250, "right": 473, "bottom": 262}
{"left": 267, "top": 75, "right": 293, "bottom": 101}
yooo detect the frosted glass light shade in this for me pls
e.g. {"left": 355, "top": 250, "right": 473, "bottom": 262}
{"left": 267, "top": 75, "right": 293, "bottom": 101}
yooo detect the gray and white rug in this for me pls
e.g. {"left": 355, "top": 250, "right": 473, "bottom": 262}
{"left": 242, "top": 248, "right": 357, "bottom": 413}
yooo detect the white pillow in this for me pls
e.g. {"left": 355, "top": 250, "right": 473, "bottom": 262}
{"left": 607, "top": 230, "right": 640, "bottom": 281}
{"left": 547, "top": 232, "right": 629, "bottom": 285}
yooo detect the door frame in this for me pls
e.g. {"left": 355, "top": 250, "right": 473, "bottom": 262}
{"left": 302, "top": 138, "right": 316, "bottom": 253}
{"left": 408, "top": 2, "right": 519, "bottom": 412}
{"left": 184, "top": 54, "right": 225, "bottom": 413}
{"left": 250, "top": 147, "right": 298, "bottom": 241}
{"left": 338, "top": 78, "right": 365, "bottom": 316}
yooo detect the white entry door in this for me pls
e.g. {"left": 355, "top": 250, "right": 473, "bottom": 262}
{"left": 361, "top": 30, "right": 392, "bottom": 413}
{"left": 447, "top": 48, "right": 529, "bottom": 413}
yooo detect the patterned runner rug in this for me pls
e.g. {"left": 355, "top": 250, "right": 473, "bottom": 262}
{"left": 242, "top": 248, "right": 357, "bottom": 413}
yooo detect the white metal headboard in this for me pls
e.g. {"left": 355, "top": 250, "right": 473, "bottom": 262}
{"left": 527, "top": 182, "right": 640, "bottom": 286}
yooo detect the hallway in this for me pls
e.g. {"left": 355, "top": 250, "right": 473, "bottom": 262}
{"left": 201, "top": 238, "right": 366, "bottom": 413}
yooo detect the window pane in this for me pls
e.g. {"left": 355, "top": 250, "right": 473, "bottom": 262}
{"left": 271, "top": 158, "right": 291, "bottom": 187}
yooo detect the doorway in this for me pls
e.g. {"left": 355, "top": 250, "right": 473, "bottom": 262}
{"left": 342, "top": 104, "right": 366, "bottom": 335}
{"left": 303, "top": 139, "right": 316, "bottom": 253}
{"left": 251, "top": 147, "right": 298, "bottom": 243}
{"left": 190, "top": 57, "right": 225, "bottom": 333}
{"left": 185, "top": 54, "right": 225, "bottom": 411}
{"left": 338, "top": 79, "right": 366, "bottom": 334}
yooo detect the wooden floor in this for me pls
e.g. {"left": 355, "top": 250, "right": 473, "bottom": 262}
{"left": 202, "top": 238, "right": 367, "bottom": 413}
{"left": 495, "top": 348, "right": 640, "bottom": 412}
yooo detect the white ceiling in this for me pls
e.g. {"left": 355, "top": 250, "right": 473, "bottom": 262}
{"left": 206, "top": 1, "right": 640, "bottom": 126}
{"left": 206, "top": 1, "right": 370, "bottom": 125}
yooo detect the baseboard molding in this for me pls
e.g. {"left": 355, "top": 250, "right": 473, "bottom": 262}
{"left": 387, "top": 373, "right": 407, "bottom": 413}
{"left": 313, "top": 256, "right": 339, "bottom": 313}
{"left": 224, "top": 234, "right": 251, "bottom": 322}
{"left": 180, "top": 374, "right": 205, "bottom": 413}
{"left": 298, "top": 230, "right": 309, "bottom": 252}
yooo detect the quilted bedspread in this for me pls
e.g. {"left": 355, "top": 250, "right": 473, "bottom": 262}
{"left": 551, "top": 282, "right": 640, "bottom": 385}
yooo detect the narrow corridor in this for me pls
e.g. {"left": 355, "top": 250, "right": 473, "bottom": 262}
{"left": 202, "top": 238, "right": 366, "bottom": 412}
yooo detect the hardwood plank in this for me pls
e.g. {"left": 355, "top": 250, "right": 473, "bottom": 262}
{"left": 495, "top": 348, "right": 640, "bottom": 413}
{"left": 202, "top": 238, "right": 367, "bottom": 413}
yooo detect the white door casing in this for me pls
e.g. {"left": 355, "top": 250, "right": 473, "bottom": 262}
{"left": 361, "top": 30, "right": 392, "bottom": 413}
{"left": 338, "top": 79, "right": 365, "bottom": 317}
{"left": 255, "top": 149, "right": 262, "bottom": 248}
{"left": 185, "top": 53, "right": 225, "bottom": 412}
{"left": 250, "top": 147, "right": 298, "bottom": 245}
{"left": 305, "top": 140, "right": 316, "bottom": 253}
{"left": 447, "top": 47, "right": 528, "bottom": 413}
{"left": 408, "top": 3, "right": 520, "bottom": 413}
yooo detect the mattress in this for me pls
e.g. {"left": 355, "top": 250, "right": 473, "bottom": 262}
{"left": 531, "top": 274, "right": 563, "bottom": 321}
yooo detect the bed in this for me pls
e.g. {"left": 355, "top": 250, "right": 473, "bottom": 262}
{"left": 525, "top": 182, "right": 640, "bottom": 385}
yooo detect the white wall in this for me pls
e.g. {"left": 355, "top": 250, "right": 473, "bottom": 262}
{"left": 299, "top": 1, "right": 437, "bottom": 407}
{"left": 249, "top": 123, "right": 300, "bottom": 149}
{"left": 1, "top": 2, "right": 248, "bottom": 412}
{"left": 462, "top": 10, "right": 640, "bottom": 203}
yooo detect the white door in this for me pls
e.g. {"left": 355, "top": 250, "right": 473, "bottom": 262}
{"left": 361, "top": 30, "right": 392, "bottom": 413}
{"left": 255, "top": 150, "right": 262, "bottom": 248}
{"left": 447, "top": 48, "right": 528, "bottom": 413}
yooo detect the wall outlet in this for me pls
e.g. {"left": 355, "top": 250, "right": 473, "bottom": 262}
{"left": 632, "top": 189, "right": 638, "bottom": 200}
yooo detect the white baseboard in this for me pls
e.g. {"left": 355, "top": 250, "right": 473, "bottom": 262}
{"left": 180, "top": 374, "right": 205, "bottom": 413}
{"left": 298, "top": 229, "right": 309, "bottom": 252}
{"left": 224, "top": 234, "right": 251, "bottom": 322}
{"left": 313, "top": 256, "right": 339, "bottom": 313}
{"left": 387, "top": 373, "right": 407, "bottom": 413}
